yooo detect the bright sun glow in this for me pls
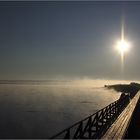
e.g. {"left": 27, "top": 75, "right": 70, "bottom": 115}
{"left": 115, "top": 18, "right": 132, "bottom": 74}
{"left": 116, "top": 40, "right": 130, "bottom": 54}
{"left": 115, "top": 39, "right": 131, "bottom": 73}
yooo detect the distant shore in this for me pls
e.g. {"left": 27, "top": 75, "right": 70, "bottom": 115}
{"left": 105, "top": 82, "right": 140, "bottom": 92}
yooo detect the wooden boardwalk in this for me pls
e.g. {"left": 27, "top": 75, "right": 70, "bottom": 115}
{"left": 102, "top": 91, "right": 140, "bottom": 139}
{"left": 125, "top": 95, "right": 140, "bottom": 138}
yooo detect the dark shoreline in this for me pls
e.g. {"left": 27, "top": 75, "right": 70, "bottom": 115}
{"left": 105, "top": 82, "right": 140, "bottom": 95}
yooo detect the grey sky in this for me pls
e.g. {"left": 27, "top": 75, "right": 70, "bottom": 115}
{"left": 0, "top": 1, "right": 140, "bottom": 80}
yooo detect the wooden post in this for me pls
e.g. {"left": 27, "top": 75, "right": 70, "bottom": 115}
{"left": 64, "top": 129, "right": 70, "bottom": 139}
{"left": 74, "top": 121, "right": 83, "bottom": 138}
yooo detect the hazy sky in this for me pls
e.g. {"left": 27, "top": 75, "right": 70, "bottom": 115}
{"left": 1, "top": 1, "right": 140, "bottom": 80}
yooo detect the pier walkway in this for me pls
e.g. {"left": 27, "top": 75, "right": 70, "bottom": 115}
{"left": 124, "top": 94, "right": 140, "bottom": 139}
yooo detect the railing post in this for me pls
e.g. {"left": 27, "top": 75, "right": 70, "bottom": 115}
{"left": 101, "top": 109, "right": 104, "bottom": 126}
{"left": 95, "top": 112, "right": 99, "bottom": 131}
{"left": 74, "top": 121, "right": 83, "bottom": 138}
{"left": 115, "top": 101, "right": 118, "bottom": 114}
{"left": 88, "top": 116, "right": 92, "bottom": 138}
{"left": 64, "top": 128, "right": 70, "bottom": 139}
{"left": 109, "top": 104, "right": 112, "bottom": 118}
{"left": 115, "top": 101, "right": 117, "bottom": 114}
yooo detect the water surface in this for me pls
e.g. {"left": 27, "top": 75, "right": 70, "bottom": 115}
{"left": 0, "top": 80, "right": 122, "bottom": 138}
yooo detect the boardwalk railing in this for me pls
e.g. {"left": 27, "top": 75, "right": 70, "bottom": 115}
{"left": 50, "top": 94, "right": 131, "bottom": 139}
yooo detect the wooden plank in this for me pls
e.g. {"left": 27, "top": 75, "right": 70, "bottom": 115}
{"left": 113, "top": 110, "right": 130, "bottom": 139}
{"left": 113, "top": 98, "right": 136, "bottom": 139}
{"left": 117, "top": 95, "right": 139, "bottom": 139}
{"left": 102, "top": 92, "right": 140, "bottom": 139}
{"left": 116, "top": 93, "right": 139, "bottom": 139}
{"left": 111, "top": 101, "right": 133, "bottom": 138}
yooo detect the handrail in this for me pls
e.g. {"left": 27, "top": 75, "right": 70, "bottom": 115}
{"left": 50, "top": 93, "right": 133, "bottom": 139}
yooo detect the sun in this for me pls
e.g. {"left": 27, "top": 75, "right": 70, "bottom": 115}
{"left": 115, "top": 38, "right": 131, "bottom": 73}
{"left": 116, "top": 39, "right": 130, "bottom": 54}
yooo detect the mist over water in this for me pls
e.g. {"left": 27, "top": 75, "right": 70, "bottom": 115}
{"left": 0, "top": 79, "right": 131, "bottom": 138}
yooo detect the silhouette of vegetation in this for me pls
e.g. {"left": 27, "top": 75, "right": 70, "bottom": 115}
{"left": 105, "top": 82, "right": 140, "bottom": 98}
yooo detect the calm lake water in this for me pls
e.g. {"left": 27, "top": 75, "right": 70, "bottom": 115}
{"left": 0, "top": 79, "right": 128, "bottom": 138}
